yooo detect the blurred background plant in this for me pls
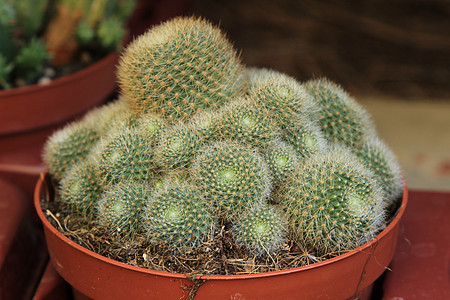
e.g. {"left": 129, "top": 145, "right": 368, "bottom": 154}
{"left": 0, "top": 0, "right": 136, "bottom": 90}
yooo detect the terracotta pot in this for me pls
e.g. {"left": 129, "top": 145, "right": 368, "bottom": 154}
{"left": 35, "top": 173, "right": 408, "bottom": 300}
{"left": 0, "top": 53, "right": 119, "bottom": 197}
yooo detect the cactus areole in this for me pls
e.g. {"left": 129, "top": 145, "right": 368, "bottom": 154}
{"left": 37, "top": 15, "right": 406, "bottom": 299}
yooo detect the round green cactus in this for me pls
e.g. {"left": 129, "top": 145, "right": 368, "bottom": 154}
{"left": 283, "top": 117, "right": 328, "bottom": 158}
{"left": 143, "top": 182, "right": 214, "bottom": 252}
{"left": 303, "top": 78, "right": 376, "bottom": 147}
{"left": 59, "top": 159, "right": 102, "bottom": 218}
{"left": 154, "top": 121, "right": 202, "bottom": 170}
{"left": 191, "top": 141, "right": 272, "bottom": 218}
{"left": 218, "top": 98, "right": 279, "bottom": 148}
{"left": 232, "top": 203, "right": 287, "bottom": 256}
{"left": 354, "top": 137, "right": 403, "bottom": 203}
{"left": 117, "top": 16, "right": 246, "bottom": 122}
{"left": 190, "top": 109, "right": 223, "bottom": 142}
{"left": 97, "top": 181, "right": 150, "bottom": 238}
{"left": 43, "top": 119, "right": 101, "bottom": 181}
{"left": 264, "top": 140, "right": 299, "bottom": 184}
{"left": 278, "top": 146, "right": 386, "bottom": 256}
{"left": 94, "top": 126, "right": 155, "bottom": 184}
{"left": 247, "top": 68, "right": 316, "bottom": 128}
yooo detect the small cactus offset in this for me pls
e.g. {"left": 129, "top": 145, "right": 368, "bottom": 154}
{"left": 191, "top": 140, "right": 272, "bottom": 219}
{"left": 218, "top": 97, "right": 279, "bottom": 147}
{"left": 94, "top": 126, "right": 155, "bottom": 184}
{"left": 117, "top": 16, "right": 246, "bottom": 121}
{"left": 263, "top": 139, "right": 299, "bottom": 184}
{"left": 143, "top": 182, "right": 214, "bottom": 251}
{"left": 354, "top": 137, "right": 403, "bottom": 203}
{"left": 43, "top": 16, "right": 404, "bottom": 273}
{"left": 303, "top": 78, "right": 376, "bottom": 148}
{"left": 59, "top": 159, "right": 103, "bottom": 218}
{"left": 97, "top": 181, "right": 150, "bottom": 238}
{"left": 43, "top": 118, "right": 101, "bottom": 181}
{"left": 232, "top": 203, "right": 288, "bottom": 256}
{"left": 247, "top": 67, "right": 316, "bottom": 128}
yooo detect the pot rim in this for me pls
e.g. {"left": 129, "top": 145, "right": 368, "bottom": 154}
{"left": 34, "top": 172, "right": 408, "bottom": 281}
{"left": 0, "top": 52, "right": 118, "bottom": 98}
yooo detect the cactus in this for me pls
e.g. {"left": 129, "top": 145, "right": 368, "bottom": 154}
{"left": 43, "top": 119, "right": 101, "bottom": 181}
{"left": 191, "top": 141, "right": 272, "bottom": 218}
{"left": 95, "top": 126, "right": 155, "bottom": 184}
{"left": 218, "top": 97, "right": 279, "bottom": 148}
{"left": 97, "top": 16, "right": 125, "bottom": 50}
{"left": 263, "top": 140, "right": 299, "bottom": 184}
{"left": 283, "top": 117, "right": 328, "bottom": 158}
{"left": 97, "top": 180, "right": 150, "bottom": 238}
{"left": 247, "top": 68, "right": 316, "bottom": 128}
{"left": 354, "top": 137, "right": 403, "bottom": 203}
{"left": 41, "top": 16, "right": 405, "bottom": 274}
{"left": 117, "top": 16, "right": 246, "bottom": 122}
{"left": 154, "top": 121, "right": 202, "bottom": 170}
{"left": 232, "top": 203, "right": 287, "bottom": 256}
{"left": 303, "top": 78, "right": 376, "bottom": 147}
{"left": 143, "top": 182, "right": 214, "bottom": 251}
{"left": 190, "top": 109, "right": 223, "bottom": 142}
{"left": 278, "top": 146, "right": 386, "bottom": 256}
{"left": 59, "top": 159, "right": 103, "bottom": 218}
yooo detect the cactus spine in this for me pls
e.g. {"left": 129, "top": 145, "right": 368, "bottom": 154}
{"left": 279, "top": 146, "right": 386, "bottom": 256}
{"left": 192, "top": 141, "right": 272, "bottom": 218}
{"left": 232, "top": 203, "right": 287, "bottom": 256}
{"left": 143, "top": 183, "right": 214, "bottom": 251}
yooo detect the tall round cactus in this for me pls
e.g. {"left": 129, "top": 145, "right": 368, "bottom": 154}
{"left": 117, "top": 16, "right": 246, "bottom": 122}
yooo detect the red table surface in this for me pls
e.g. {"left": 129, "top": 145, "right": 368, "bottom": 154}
{"left": 382, "top": 190, "right": 450, "bottom": 299}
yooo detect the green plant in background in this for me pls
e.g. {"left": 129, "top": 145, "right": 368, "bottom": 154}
{"left": 0, "top": 0, "right": 136, "bottom": 89}
{"left": 117, "top": 16, "right": 246, "bottom": 122}
{"left": 143, "top": 182, "right": 214, "bottom": 251}
{"left": 0, "top": 0, "right": 50, "bottom": 88}
{"left": 43, "top": 16, "right": 403, "bottom": 264}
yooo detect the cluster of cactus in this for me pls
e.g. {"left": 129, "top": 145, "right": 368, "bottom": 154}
{"left": 44, "top": 16, "right": 403, "bottom": 263}
{"left": 0, "top": 0, "right": 136, "bottom": 89}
